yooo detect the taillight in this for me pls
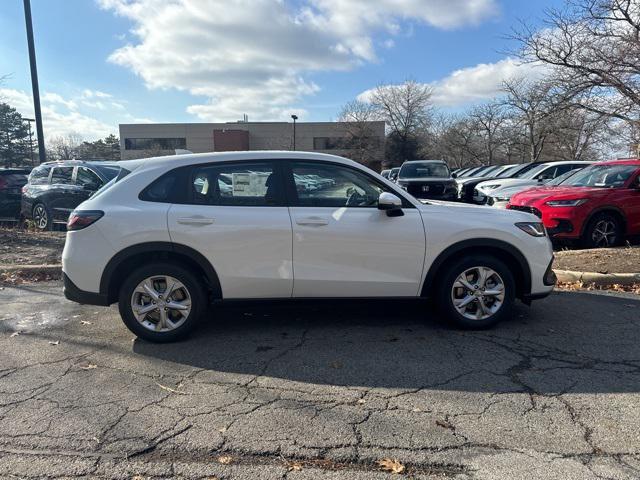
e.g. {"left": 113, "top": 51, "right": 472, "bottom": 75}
{"left": 67, "top": 210, "right": 104, "bottom": 231}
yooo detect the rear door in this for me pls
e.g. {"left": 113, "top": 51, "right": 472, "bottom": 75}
{"left": 48, "top": 166, "right": 77, "bottom": 221}
{"left": 286, "top": 160, "right": 426, "bottom": 298}
{"left": 167, "top": 160, "right": 294, "bottom": 299}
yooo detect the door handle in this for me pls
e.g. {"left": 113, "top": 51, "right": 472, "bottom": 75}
{"left": 295, "top": 216, "right": 329, "bottom": 226}
{"left": 177, "top": 216, "right": 214, "bottom": 226}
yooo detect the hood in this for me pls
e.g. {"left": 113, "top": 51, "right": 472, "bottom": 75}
{"left": 419, "top": 199, "right": 538, "bottom": 222}
{"left": 510, "top": 186, "right": 611, "bottom": 206}
{"left": 478, "top": 178, "right": 542, "bottom": 191}
{"left": 397, "top": 177, "right": 455, "bottom": 184}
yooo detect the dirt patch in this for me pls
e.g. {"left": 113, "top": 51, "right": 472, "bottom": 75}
{"left": 554, "top": 246, "right": 640, "bottom": 274}
{"left": 0, "top": 228, "right": 65, "bottom": 266}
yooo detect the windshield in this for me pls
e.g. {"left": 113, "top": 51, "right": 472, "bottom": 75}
{"left": 521, "top": 164, "right": 551, "bottom": 180}
{"left": 495, "top": 165, "right": 517, "bottom": 178}
{"left": 563, "top": 164, "right": 638, "bottom": 188}
{"left": 399, "top": 162, "right": 450, "bottom": 179}
{"left": 547, "top": 168, "right": 583, "bottom": 186}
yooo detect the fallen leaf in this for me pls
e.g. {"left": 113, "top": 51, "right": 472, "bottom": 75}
{"left": 80, "top": 364, "right": 98, "bottom": 370}
{"left": 155, "top": 382, "right": 185, "bottom": 395}
{"left": 377, "top": 458, "right": 405, "bottom": 474}
{"left": 217, "top": 455, "right": 234, "bottom": 465}
{"left": 286, "top": 461, "right": 303, "bottom": 472}
{"left": 49, "top": 340, "right": 59, "bottom": 345}
{"left": 357, "top": 398, "right": 366, "bottom": 405}
{"left": 10, "top": 332, "right": 20, "bottom": 338}
{"left": 80, "top": 320, "right": 92, "bottom": 325}
{"left": 218, "top": 426, "right": 227, "bottom": 433}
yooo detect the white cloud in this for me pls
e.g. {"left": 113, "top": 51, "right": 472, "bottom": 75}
{"left": 1, "top": 88, "right": 119, "bottom": 140}
{"left": 98, "top": 0, "right": 499, "bottom": 122}
{"left": 357, "top": 58, "right": 548, "bottom": 108}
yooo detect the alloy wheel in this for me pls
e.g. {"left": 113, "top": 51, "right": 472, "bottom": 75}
{"left": 130, "top": 275, "right": 192, "bottom": 332}
{"left": 451, "top": 266, "right": 505, "bottom": 321}
{"left": 591, "top": 219, "right": 617, "bottom": 247}
{"left": 33, "top": 205, "right": 48, "bottom": 230}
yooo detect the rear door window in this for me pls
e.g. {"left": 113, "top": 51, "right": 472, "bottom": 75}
{"left": 50, "top": 166, "right": 74, "bottom": 185}
{"left": 189, "top": 162, "right": 283, "bottom": 206}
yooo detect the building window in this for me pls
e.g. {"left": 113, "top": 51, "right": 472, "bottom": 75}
{"left": 124, "top": 137, "right": 187, "bottom": 151}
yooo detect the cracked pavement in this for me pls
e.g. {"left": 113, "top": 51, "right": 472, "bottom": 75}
{"left": 1, "top": 282, "right": 640, "bottom": 479}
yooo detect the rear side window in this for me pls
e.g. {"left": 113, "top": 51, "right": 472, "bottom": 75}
{"left": 51, "top": 166, "right": 74, "bottom": 185}
{"left": 189, "top": 162, "right": 282, "bottom": 206}
{"left": 29, "top": 166, "right": 50, "bottom": 185}
{"left": 77, "top": 167, "right": 103, "bottom": 190}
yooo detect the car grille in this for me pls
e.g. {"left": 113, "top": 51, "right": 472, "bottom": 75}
{"left": 508, "top": 205, "right": 542, "bottom": 218}
{"left": 407, "top": 184, "right": 445, "bottom": 197}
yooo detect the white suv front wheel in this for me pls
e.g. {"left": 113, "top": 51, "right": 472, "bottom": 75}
{"left": 118, "top": 263, "right": 206, "bottom": 342}
{"left": 436, "top": 255, "right": 515, "bottom": 329}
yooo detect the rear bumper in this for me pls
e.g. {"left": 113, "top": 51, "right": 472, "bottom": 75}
{"left": 63, "top": 272, "right": 110, "bottom": 306}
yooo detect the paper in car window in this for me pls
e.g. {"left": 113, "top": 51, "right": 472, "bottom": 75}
{"left": 232, "top": 172, "right": 269, "bottom": 196}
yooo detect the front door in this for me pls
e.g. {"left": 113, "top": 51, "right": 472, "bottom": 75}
{"left": 287, "top": 161, "right": 426, "bottom": 298}
{"left": 167, "top": 160, "right": 293, "bottom": 299}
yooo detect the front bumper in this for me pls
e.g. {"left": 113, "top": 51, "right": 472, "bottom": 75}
{"left": 63, "top": 272, "right": 110, "bottom": 306}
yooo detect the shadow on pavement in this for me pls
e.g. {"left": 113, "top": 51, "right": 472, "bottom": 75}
{"left": 132, "top": 291, "right": 640, "bottom": 394}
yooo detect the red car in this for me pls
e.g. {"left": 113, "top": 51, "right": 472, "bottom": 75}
{"left": 507, "top": 159, "right": 640, "bottom": 247}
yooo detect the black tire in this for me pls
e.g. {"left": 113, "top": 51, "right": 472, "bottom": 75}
{"left": 436, "top": 255, "right": 516, "bottom": 329}
{"left": 32, "top": 202, "right": 52, "bottom": 231}
{"left": 118, "top": 262, "right": 206, "bottom": 342}
{"left": 581, "top": 212, "right": 623, "bottom": 248}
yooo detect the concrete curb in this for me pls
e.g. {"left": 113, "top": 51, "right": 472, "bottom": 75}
{"left": 555, "top": 269, "right": 640, "bottom": 286}
{"left": 0, "top": 264, "right": 62, "bottom": 276}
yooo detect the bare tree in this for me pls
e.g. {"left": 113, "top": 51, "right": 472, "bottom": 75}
{"left": 514, "top": 0, "right": 640, "bottom": 124}
{"left": 368, "top": 80, "right": 433, "bottom": 163}
{"left": 47, "top": 134, "right": 83, "bottom": 160}
{"left": 338, "top": 100, "right": 383, "bottom": 168}
{"left": 468, "top": 102, "right": 508, "bottom": 165}
{"left": 501, "top": 78, "right": 568, "bottom": 163}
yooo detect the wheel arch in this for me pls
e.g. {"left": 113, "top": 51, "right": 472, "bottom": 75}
{"left": 420, "top": 239, "right": 531, "bottom": 299}
{"left": 100, "top": 242, "right": 222, "bottom": 304}
{"left": 580, "top": 206, "right": 627, "bottom": 237}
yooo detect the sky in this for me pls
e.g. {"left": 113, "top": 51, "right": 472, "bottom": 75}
{"left": 0, "top": 0, "right": 563, "bottom": 141}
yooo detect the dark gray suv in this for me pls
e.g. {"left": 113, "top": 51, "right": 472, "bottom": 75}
{"left": 21, "top": 160, "right": 120, "bottom": 230}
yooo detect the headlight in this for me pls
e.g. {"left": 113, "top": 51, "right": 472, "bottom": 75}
{"left": 515, "top": 222, "right": 546, "bottom": 237}
{"left": 482, "top": 184, "right": 500, "bottom": 190}
{"left": 494, "top": 195, "right": 510, "bottom": 202}
{"left": 545, "top": 199, "right": 588, "bottom": 207}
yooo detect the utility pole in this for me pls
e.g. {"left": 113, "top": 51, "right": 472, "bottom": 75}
{"left": 23, "top": 0, "right": 46, "bottom": 163}
{"left": 291, "top": 114, "right": 298, "bottom": 150}
{"left": 24, "top": 118, "right": 35, "bottom": 165}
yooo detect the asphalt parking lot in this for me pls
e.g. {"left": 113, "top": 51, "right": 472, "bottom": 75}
{"left": 1, "top": 283, "right": 640, "bottom": 479}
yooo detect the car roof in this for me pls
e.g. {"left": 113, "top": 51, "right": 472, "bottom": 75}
{"left": 117, "top": 150, "right": 366, "bottom": 173}
{"left": 596, "top": 158, "right": 640, "bottom": 166}
{"left": 402, "top": 159, "right": 446, "bottom": 164}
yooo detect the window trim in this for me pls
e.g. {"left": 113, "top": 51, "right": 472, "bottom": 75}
{"left": 282, "top": 159, "right": 415, "bottom": 209}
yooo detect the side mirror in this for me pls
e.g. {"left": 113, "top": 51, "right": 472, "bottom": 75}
{"left": 451, "top": 172, "right": 458, "bottom": 178}
{"left": 378, "top": 192, "right": 404, "bottom": 217}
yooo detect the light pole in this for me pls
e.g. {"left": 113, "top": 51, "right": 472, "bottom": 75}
{"left": 24, "top": 117, "right": 35, "bottom": 165}
{"left": 291, "top": 114, "right": 298, "bottom": 151}
{"left": 23, "top": 0, "right": 46, "bottom": 163}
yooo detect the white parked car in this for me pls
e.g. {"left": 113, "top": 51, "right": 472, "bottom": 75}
{"left": 474, "top": 161, "right": 590, "bottom": 204}
{"left": 485, "top": 167, "right": 590, "bottom": 208}
{"left": 62, "top": 151, "right": 555, "bottom": 342}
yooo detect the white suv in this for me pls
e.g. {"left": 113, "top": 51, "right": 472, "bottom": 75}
{"left": 62, "top": 151, "right": 555, "bottom": 342}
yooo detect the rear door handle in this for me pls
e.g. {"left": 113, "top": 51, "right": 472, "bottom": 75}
{"left": 177, "top": 216, "right": 214, "bottom": 226}
{"left": 295, "top": 216, "right": 329, "bottom": 226}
